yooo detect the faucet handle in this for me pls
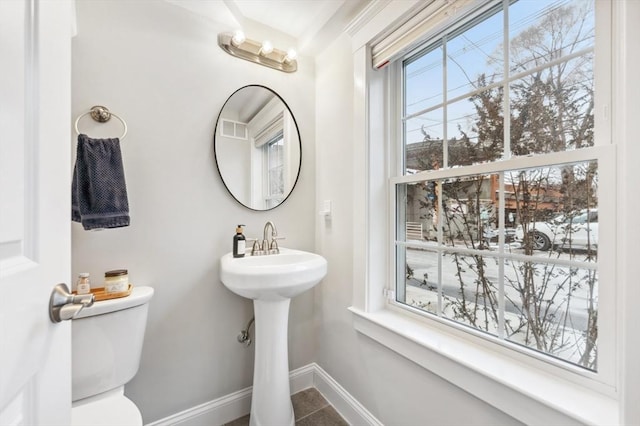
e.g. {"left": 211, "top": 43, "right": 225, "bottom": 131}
{"left": 269, "top": 237, "right": 285, "bottom": 254}
{"left": 251, "top": 239, "right": 265, "bottom": 256}
{"left": 239, "top": 237, "right": 255, "bottom": 255}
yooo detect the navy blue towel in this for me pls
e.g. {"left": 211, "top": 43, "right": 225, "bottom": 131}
{"left": 72, "top": 134, "right": 130, "bottom": 230}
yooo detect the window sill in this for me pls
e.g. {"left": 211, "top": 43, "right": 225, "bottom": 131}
{"left": 348, "top": 306, "right": 618, "bottom": 425}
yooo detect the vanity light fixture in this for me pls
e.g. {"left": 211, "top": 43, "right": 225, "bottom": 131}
{"left": 259, "top": 40, "right": 274, "bottom": 56}
{"left": 218, "top": 32, "right": 297, "bottom": 73}
{"left": 284, "top": 49, "right": 297, "bottom": 64}
{"left": 231, "top": 30, "right": 246, "bottom": 47}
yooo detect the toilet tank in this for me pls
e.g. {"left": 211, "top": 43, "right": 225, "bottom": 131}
{"left": 72, "top": 286, "right": 154, "bottom": 402}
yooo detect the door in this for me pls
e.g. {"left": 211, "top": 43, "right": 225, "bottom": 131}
{"left": 0, "top": 0, "right": 73, "bottom": 424}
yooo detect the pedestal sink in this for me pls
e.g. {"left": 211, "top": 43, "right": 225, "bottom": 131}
{"left": 220, "top": 248, "right": 327, "bottom": 426}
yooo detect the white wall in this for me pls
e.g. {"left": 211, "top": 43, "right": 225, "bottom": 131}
{"left": 314, "top": 33, "right": 520, "bottom": 425}
{"left": 71, "top": 1, "right": 316, "bottom": 423}
{"left": 216, "top": 133, "right": 250, "bottom": 206}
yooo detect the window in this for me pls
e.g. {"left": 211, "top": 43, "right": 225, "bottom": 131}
{"left": 220, "top": 119, "right": 248, "bottom": 140}
{"left": 264, "top": 132, "right": 285, "bottom": 209}
{"left": 393, "top": 0, "right": 611, "bottom": 374}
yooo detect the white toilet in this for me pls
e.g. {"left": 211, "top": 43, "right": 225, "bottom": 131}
{"left": 70, "top": 286, "right": 154, "bottom": 426}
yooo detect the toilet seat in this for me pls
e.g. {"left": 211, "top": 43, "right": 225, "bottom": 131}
{"left": 71, "top": 391, "right": 142, "bottom": 426}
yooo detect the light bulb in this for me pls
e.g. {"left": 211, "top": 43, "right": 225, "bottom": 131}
{"left": 231, "top": 30, "right": 245, "bottom": 46}
{"left": 284, "top": 48, "right": 297, "bottom": 63}
{"left": 260, "top": 40, "right": 273, "bottom": 55}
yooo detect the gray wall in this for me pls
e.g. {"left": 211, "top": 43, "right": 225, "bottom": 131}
{"left": 71, "top": 1, "right": 316, "bottom": 423}
{"left": 313, "top": 33, "right": 520, "bottom": 425}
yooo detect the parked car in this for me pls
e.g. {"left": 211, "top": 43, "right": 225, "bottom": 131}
{"left": 482, "top": 227, "right": 516, "bottom": 244}
{"left": 514, "top": 209, "right": 598, "bottom": 251}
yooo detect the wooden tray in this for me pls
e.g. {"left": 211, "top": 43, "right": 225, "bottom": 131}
{"left": 74, "top": 284, "right": 132, "bottom": 301}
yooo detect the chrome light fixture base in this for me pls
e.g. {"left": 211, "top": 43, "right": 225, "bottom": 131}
{"left": 218, "top": 33, "right": 297, "bottom": 73}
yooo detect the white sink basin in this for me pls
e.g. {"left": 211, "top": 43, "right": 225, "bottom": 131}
{"left": 220, "top": 248, "right": 327, "bottom": 300}
{"left": 219, "top": 247, "right": 327, "bottom": 426}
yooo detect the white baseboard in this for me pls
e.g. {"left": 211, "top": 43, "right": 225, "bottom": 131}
{"left": 145, "top": 363, "right": 381, "bottom": 426}
{"left": 310, "top": 364, "right": 383, "bottom": 426}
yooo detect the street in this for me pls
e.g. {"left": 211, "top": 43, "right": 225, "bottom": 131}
{"left": 401, "top": 244, "right": 597, "bottom": 364}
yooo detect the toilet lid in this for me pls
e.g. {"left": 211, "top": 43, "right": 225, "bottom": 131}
{"left": 72, "top": 394, "right": 142, "bottom": 426}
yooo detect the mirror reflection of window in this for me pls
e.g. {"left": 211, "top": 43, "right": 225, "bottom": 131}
{"left": 265, "top": 132, "right": 285, "bottom": 209}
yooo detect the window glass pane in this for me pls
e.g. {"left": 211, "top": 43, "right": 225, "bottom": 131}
{"left": 441, "top": 173, "right": 500, "bottom": 249}
{"left": 266, "top": 135, "right": 285, "bottom": 199}
{"left": 396, "top": 181, "right": 440, "bottom": 315}
{"left": 236, "top": 123, "right": 247, "bottom": 138}
{"left": 222, "top": 120, "right": 234, "bottom": 136}
{"left": 441, "top": 251, "right": 500, "bottom": 335}
{"left": 268, "top": 137, "right": 284, "bottom": 169}
{"left": 447, "top": 91, "right": 503, "bottom": 167}
{"left": 510, "top": 55, "right": 594, "bottom": 156}
{"left": 398, "top": 246, "right": 439, "bottom": 315}
{"left": 404, "top": 44, "right": 443, "bottom": 116}
{"left": 504, "top": 260, "right": 597, "bottom": 370}
{"left": 397, "top": 181, "right": 438, "bottom": 243}
{"left": 446, "top": 8, "right": 504, "bottom": 101}
{"left": 508, "top": 161, "right": 598, "bottom": 260}
{"left": 509, "top": 0, "right": 594, "bottom": 75}
{"left": 405, "top": 108, "right": 444, "bottom": 173}
{"left": 268, "top": 167, "right": 283, "bottom": 196}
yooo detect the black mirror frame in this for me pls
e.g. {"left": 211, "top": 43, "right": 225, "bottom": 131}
{"left": 214, "top": 84, "right": 302, "bottom": 211}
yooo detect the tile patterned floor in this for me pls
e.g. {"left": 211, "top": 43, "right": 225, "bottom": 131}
{"left": 225, "top": 388, "right": 348, "bottom": 426}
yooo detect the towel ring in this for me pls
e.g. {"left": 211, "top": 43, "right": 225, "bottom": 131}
{"left": 74, "top": 106, "right": 128, "bottom": 140}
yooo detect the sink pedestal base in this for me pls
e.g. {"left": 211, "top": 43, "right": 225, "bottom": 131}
{"left": 250, "top": 298, "right": 294, "bottom": 426}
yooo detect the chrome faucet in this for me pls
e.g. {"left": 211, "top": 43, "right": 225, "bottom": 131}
{"left": 251, "top": 221, "right": 282, "bottom": 256}
{"left": 262, "top": 221, "right": 279, "bottom": 255}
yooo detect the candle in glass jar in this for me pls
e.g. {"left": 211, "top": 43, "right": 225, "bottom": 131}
{"left": 104, "top": 269, "right": 128, "bottom": 293}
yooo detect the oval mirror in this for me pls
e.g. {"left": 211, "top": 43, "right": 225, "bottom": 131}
{"left": 214, "top": 85, "right": 301, "bottom": 211}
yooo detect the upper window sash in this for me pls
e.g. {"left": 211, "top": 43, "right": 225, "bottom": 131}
{"left": 400, "top": 0, "right": 599, "bottom": 175}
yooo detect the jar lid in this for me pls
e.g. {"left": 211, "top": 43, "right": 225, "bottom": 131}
{"left": 79, "top": 272, "right": 90, "bottom": 278}
{"left": 105, "top": 269, "right": 128, "bottom": 277}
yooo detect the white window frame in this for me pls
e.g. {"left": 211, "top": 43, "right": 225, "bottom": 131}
{"left": 347, "top": 1, "right": 625, "bottom": 424}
